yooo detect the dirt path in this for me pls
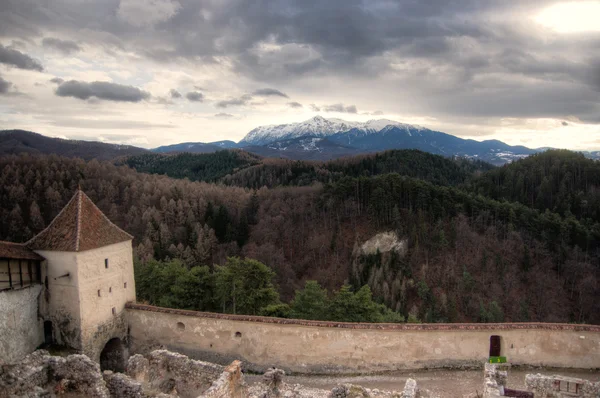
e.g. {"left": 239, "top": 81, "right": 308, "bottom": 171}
{"left": 248, "top": 368, "right": 600, "bottom": 397}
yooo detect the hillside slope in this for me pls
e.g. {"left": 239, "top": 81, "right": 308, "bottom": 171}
{"left": 1, "top": 153, "right": 597, "bottom": 324}
{"left": 0, "top": 130, "right": 147, "bottom": 160}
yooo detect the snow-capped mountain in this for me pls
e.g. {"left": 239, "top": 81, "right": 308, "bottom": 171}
{"left": 239, "top": 115, "right": 416, "bottom": 146}
{"left": 237, "top": 116, "right": 540, "bottom": 164}
{"left": 151, "top": 116, "right": 600, "bottom": 164}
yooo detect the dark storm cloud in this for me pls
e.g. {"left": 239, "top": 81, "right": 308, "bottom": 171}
{"left": 0, "top": 44, "right": 43, "bottom": 71}
{"left": 169, "top": 89, "right": 182, "bottom": 98}
{"left": 0, "top": 76, "right": 12, "bottom": 94}
{"left": 562, "top": 121, "right": 569, "bottom": 126}
{"left": 252, "top": 88, "right": 288, "bottom": 98}
{"left": 50, "top": 77, "right": 64, "bottom": 84}
{"left": 288, "top": 102, "right": 303, "bottom": 108}
{"left": 1, "top": 0, "right": 600, "bottom": 124}
{"left": 323, "top": 103, "right": 358, "bottom": 114}
{"left": 185, "top": 91, "right": 203, "bottom": 102}
{"left": 55, "top": 80, "right": 151, "bottom": 102}
{"left": 216, "top": 94, "right": 252, "bottom": 108}
{"left": 42, "top": 37, "right": 81, "bottom": 54}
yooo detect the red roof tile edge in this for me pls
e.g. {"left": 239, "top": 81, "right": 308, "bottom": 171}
{"left": 125, "top": 303, "right": 600, "bottom": 332}
{"left": 0, "top": 241, "right": 45, "bottom": 261}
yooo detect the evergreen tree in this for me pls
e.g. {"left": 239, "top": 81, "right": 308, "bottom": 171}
{"left": 290, "top": 281, "right": 329, "bottom": 320}
{"left": 215, "top": 257, "right": 280, "bottom": 315}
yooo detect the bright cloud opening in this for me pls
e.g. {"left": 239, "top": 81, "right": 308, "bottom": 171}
{"left": 535, "top": 1, "right": 600, "bottom": 33}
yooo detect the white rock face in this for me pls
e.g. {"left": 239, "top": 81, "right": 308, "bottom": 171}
{"left": 360, "top": 231, "right": 408, "bottom": 256}
{"left": 240, "top": 115, "right": 422, "bottom": 145}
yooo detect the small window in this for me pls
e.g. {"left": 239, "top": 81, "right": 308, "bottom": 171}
{"left": 235, "top": 331, "right": 242, "bottom": 338}
{"left": 177, "top": 322, "right": 185, "bottom": 330}
{"left": 109, "top": 287, "right": 112, "bottom": 293}
{"left": 124, "top": 282, "right": 127, "bottom": 289}
{"left": 105, "top": 259, "right": 109, "bottom": 269}
{"left": 112, "top": 307, "right": 116, "bottom": 315}
{"left": 98, "top": 289, "right": 101, "bottom": 297}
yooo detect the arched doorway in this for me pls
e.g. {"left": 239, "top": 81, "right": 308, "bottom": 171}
{"left": 100, "top": 338, "right": 126, "bottom": 373}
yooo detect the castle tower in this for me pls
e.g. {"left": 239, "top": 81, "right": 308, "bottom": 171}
{"left": 27, "top": 189, "right": 136, "bottom": 366}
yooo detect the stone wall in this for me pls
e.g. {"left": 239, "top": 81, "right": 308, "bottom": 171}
{"left": 201, "top": 360, "right": 246, "bottom": 398}
{"left": 525, "top": 374, "right": 600, "bottom": 397}
{"left": 0, "top": 350, "right": 110, "bottom": 397}
{"left": 126, "top": 304, "right": 600, "bottom": 373}
{"left": 75, "top": 240, "right": 136, "bottom": 362}
{"left": 36, "top": 241, "right": 135, "bottom": 362}
{"left": 0, "top": 285, "right": 44, "bottom": 365}
{"left": 482, "top": 363, "right": 507, "bottom": 398}
{"left": 127, "top": 350, "right": 224, "bottom": 397}
{"left": 36, "top": 250, "right": 83, "bottom": 350}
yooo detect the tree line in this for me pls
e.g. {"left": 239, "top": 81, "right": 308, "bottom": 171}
{"left": 0, "top": 151, "right": 598, "bottom": 324}
{"left": 135, "top": 257, "right": 403, "bottom": 323}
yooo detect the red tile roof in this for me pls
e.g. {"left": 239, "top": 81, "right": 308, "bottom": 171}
{"left": 0, "top": 241, "right": 44, "bottom": 261}
{"left": 27, "top": 189, "right": 133, "bottom": 252}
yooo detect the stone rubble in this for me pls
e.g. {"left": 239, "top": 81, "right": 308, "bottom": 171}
{"left": 104, "top": 369, "right": 145, "bottom": 397}
{"left": 247, "top": 370, "right": 432, "bottom": 398}
{"left": 12, "top": 348, "right": 600, "bottom": 398}
{"left": 0, "top": 350, "right": 110, "bottom": 397}
{"left": 525, "top": 373, "right": 600, "bottom": 397}
{"left": 482, "top": 363, "right": 508, "bottom": 398}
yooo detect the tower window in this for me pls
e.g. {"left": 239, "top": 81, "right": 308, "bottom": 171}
{"left": 98, "top": 289, "right": 101, "bottom": 297}
{"left": 109, "top": 287, "right": 112, "bottom": 293}
{"left": 105, "top": 259, "right": 109, "bottom": 269}
{"left": 124, "top": 282, "right": 127, "bottom": 289}
{"left": 112, "top": 307, "right": 116, "bottom": 315}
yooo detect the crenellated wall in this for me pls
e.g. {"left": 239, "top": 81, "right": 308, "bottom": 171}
{"left": 126, "top": 303, "right": 600, "bottom": 374}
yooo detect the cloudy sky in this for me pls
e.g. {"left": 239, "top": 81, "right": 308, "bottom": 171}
{"left": 0, "top": 0, "right": 599, "bottom": 149}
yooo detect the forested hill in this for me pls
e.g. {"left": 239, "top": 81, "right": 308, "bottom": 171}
{"left": 125, "top": 149, "right": 494, "bottom": 188}
{"left": 123, "top": 150, "right": 262, "bottom": 183}
{"left": 472, "top": 150, "right": 600, "bottom": 222}
{"left": 0, "top": 130, "right": 147, "bottom": 160}
{"left": 0, "top": 153, "right": 598, "bottom": 324}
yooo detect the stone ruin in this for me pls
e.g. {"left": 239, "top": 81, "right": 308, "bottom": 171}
{"left": 0, "top": 349, "right": 430, "bottom": 398}
{"left": 482, "top": 363, "right": 600, "bottom": 398}
{"left": 0, "top": 349, "right": 244, "bottom": 398}
{"left": 524, "top": 374, "right": 600, "bottom": 398}
{"left": 248, "top": 370, "right": 427, "bottom": 398}
{"left": 482, "top": 363, "right": 509, "bottom": 398}
{"left": 8, "top": 349, "right": 599, "bottom": 398}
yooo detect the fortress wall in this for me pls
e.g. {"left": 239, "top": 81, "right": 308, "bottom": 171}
{"left": 125, "top": 304, "right": 600, "bottom": 374}
{"left": 0, "top": 285, "right": 44, "bottom": 365}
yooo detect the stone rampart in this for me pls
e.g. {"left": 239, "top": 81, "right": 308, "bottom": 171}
{"left": 125, "top": 303, "right": 600, "bottom": 374}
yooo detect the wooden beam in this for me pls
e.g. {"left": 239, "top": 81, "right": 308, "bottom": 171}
{"left": 19, "top": 259, "right": 23, "bottom": 287}
{"left": 27, "top": 260, "right": 32, "bottom": 286}
{"left": 7, "top": 259, "right": 12, "bottom": 289}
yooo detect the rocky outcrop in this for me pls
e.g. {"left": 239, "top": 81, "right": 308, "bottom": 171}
{"left": 0, "top": 350, "right": 110, "bottom": 397}
{"left": 359, "top": 232, "right": 407, "bottom": 256}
